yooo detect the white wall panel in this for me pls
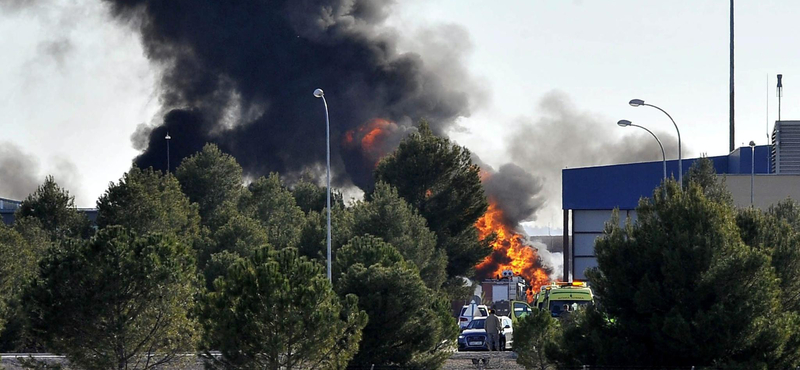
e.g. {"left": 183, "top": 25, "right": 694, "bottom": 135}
{"left": 573, "top": 233, "right": 602, "bottom": 257}
{"left": 573, "top": 257, "right": 597, "bottom": 280}
{"left": 573, "top": 210, "right": 613, "bottom": 232}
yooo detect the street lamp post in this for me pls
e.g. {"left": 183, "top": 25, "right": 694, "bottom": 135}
{"left": 618, "top": 120, "right": 667, "bottom": 196}
{"left": 314, "top": 88, "right": 332, "bottom": 282}
{"left": 629, "top": 99, "right": 682, "bottom": 186}
{"left": 750, "top": 140, "right": 756, "bottom": 206}
{"left": 165, "top": 132, "right": 171, "bottom": 174}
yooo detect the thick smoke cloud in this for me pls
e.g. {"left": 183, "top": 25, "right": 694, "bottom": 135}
{"left": 104, "top": 0, "right": 479, "bottom": 189}
{"left": 506, "top": 90, "right": 680, "bottom": 226}
{"left": 0, "top": 143, "right": 40, "bottom": 200}
{"left": 482, "top": 163, "right": 545, "bottom": 226}
{"left": 0, "top": 142, "right": 83, "bottom": 203}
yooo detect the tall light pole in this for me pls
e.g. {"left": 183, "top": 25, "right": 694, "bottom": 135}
{"left": 165, "top": 132, "right": 171, "bottom": 174}
{"left": 618, "top": 120, "right": 667, "bottom": 196}
{"left": 750, "top": 140, "right": 756, "bottom": 206}
{"left": 629, "top": 99, "right": 682, "bottom": 186}
{"left": 314, "top": 88, "right": 332, "bottom": 282}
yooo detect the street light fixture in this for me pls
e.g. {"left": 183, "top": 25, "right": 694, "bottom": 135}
{"left": 618, "top": 120, "right": 667, "bottom": 194}
{"left": 314, "top": 88, "right": 332, "bottom": 282}
{"left": 165, "top": 132, "right": 171, "bottom": 174}
{"left": 750, "top": 140, "right": 756, "bottom": 206}
{"left": 629, "top": 99, "right": 682, "bottom": 186}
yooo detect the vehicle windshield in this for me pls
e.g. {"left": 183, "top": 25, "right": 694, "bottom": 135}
{"left": 549, "top": 300, "right": 591, "bottom": 316}
{"left": 466, "top": 318, "right": 486, "bottom": 329}
{"left": 461, "top": 305, "right": 488, "bottom": 317}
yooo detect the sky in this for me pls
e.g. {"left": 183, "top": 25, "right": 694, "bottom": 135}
{"left": 1, "top": 0, "right": 799, "bottom": 233}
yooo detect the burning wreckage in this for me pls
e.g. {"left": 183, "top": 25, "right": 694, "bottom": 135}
{"left": 106, "top": 0, "right": 562, "bottom": 312}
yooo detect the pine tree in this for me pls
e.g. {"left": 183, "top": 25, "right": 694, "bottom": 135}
{"left": 583, "top": 180, "right": 792, "bottom": 368}
{"left": 23, "top": 227, "right": 199, "bottom": 370}
{"left": 374, "top": 120, "right": 489, "bottom": 280}
{"left": 201, "top": 248, "right": 366, "bottom": 370}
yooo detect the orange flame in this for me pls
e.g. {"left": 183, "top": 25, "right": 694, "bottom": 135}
{"left": 475, "top": 202, "right": 551, "bottom": 303}
{"left": 343, "top": 118, "right": 395, "bottom": 167}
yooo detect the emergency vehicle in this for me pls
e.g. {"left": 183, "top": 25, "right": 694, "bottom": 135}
{"left": 539, "top": 281, "right": 593, "bottom": 317}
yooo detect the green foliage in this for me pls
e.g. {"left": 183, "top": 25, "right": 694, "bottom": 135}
{"left": 0, "top": 225, "right": 38, "bottom": 334}
{"left": 581, "top": 180, "right": 792, "bottom": 368}
{"left": 334, "top": 235, "right": 403, "bottom": 274}
{"left": 547, "top": 305, "right": 621, "bottom": 367}
{"left": 0, "top": 217, "right": 51, "bottom": 351}
{"left": 291, "top": 178, "right": 344, "bottom": 214}
{"left": 514, "top": 309, "right": 561, "bottom": 370}
{"left": 374, "top": 120, "right": 489, "bottom": 279}
{"left": 201, "top": 211, "right": 269, "bottom": 264}
{"left": 96, "top": 166, "right": 201, "bottom": 244}
{"left": 297, "top": 206, "right": 354, "bottom": 261}
{"left": 196, "top": 211, "right": 270, "bottom": 288}
{"left": 769, "top": 198, "right": 800, "bottom": 232}
{"left": 335, "top": 239, "right": 457, "bottom": 369}
{"left": 239, "top": 174, "right": 305, "bottom": 249}
{"left": 736, "top": 205, "right": 800, "bottom": 365}
{"left": 682, "top": 157, "right": 733, "bottom": 205}
{"left": 175, "top": 143, "right": 244, "bottom": 225}
{"left": 350, "top": 182, "right": 446, "bottom": 289}
{"left": 23, "top": 226, "right": 199, "bottom": 370}
{"left": 15, "top": 175, "right": 91, "bottom": 240}
{"left": 201, "top": 248, "right": 366, "bottom": 370}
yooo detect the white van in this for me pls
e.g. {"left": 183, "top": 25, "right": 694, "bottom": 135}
{"left": 458, "top": 303, "right": 489, "bottom": 329}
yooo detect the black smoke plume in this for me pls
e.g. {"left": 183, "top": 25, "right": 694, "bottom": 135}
{"left": 482, "top": 163, "right": 545, "bottom": 226}
{"left": 104, "top": 0, "right": 476, "bottom": 189}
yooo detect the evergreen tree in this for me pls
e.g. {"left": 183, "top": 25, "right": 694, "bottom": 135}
{"left": 583, "top": 180, "right": 792, "bottom": 368}
{"left": 239, "top": 174, "right": 305, "bottom": 250}
{"left": 374, "top": 121, "right": 489, "bottom": 280}
{"left": 23, "top": 227, "right": 199, "bottom": 370}
{"left": 0, "top": 226, "right": 37, "bottom": 335}
{"left": 350, "top": 182, "right": 446, "bottom": 289}
{"left": 15, "top": 175, "right": 91, "bottom": 240}
{"left": 296, "top": 206, "right": 354, "bottom": 261}
{"left": 335, "top": 236, "right": 457, "bottom": 369}
{"left": 201, "top": 248, "right": 366, "bottom": 370}
{"left": 198, "top": 210, "right": 270, "bottom": 288}
{"left": 291, "top": 178, "right": 344, "bottom": 214}
{"left": 736, "top": 206, "right": 800, "bottom": 366}
{"left": 769, "top": 198, "right": 800, "bottom": 232}
{"left": 514, "top": 309, "right": 561, "bottom": 370}
{"left": 0, "top": 218, "right": 51, "bottom": 351}
{"left": 96, "top": 166, "right": 201, "bottom": 244}
{"left": 682, "top": 157, "right": 732, "bottom": 204}
{"left": 175, "top": 143, "right": 244, "bottom": 226}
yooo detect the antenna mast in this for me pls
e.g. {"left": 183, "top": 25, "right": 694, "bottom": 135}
{"left": 729, "top": 0, "right": 735, "bottom": 153}
{"left": 777, "top": 74, "right": 783, "bottom": 121}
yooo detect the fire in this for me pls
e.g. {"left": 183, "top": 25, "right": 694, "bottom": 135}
{"left": 475, "top": 202, "right": 551, "bottom": 303}
{"left": 343, "top": 118, "right": 395, "bottom": 167}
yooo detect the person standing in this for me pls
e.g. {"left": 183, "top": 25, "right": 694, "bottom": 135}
{"left": 485, "top": 309, "right": 502, "bottom": 351}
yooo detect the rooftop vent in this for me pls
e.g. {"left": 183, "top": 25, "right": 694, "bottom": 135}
{"left": 772, "top": 121, "right": 800, "bottom": 174}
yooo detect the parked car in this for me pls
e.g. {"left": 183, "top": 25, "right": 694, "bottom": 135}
{"left": 458, "top": 303, "right": 489, "bottom": 329}
{"left": 457, "top": 316, "right": 514, "bottom": 351}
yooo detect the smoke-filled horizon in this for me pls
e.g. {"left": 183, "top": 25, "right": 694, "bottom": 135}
{"left": 503, "top": 90, "right": 681, "bottom": 229}
{"left": 1, "top": 0, "right": 679, "bottom": 244}
{"left": 0, "top": 142, "right": 83, "bottom": 202}
{"left": 103, "top": 0, "right": 483, "bottom": 191}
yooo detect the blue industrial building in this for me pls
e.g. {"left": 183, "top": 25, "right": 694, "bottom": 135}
{"left": 0, "top": 197, "right": 97, "bottom": 226}
{"left": 561, "top": 144, "right": 773, "bottom": 280}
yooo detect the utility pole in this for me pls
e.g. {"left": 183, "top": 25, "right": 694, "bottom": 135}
{"left": 729, "top": 0, "right": 735, "bottom": 153}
